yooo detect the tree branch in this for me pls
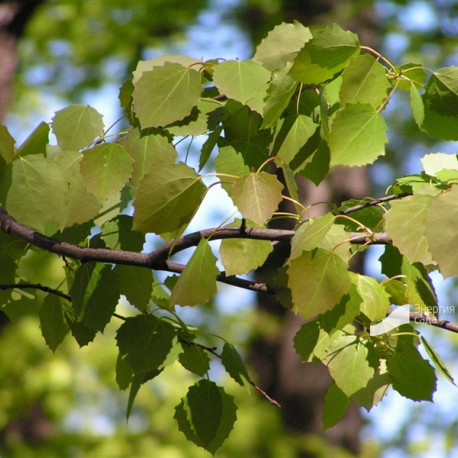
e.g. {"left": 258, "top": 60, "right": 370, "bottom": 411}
{"left": 339, "top": 193, "right": 409, "bottom": 215}
{"left": 0, "top": 283, "right": 71, "bottom": 301}
{"left": 386, "top": 310, "right": 458, "bottom": 334}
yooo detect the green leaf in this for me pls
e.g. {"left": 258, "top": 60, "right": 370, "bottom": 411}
{"left": 293, "top": 320, "right": 320, "bottom": 362}
{"left": 410, "top": 83, "right": 458, "bottom": 141}
{"left": 322, "top": 383, "right": 350, "bottom": 429}
{"left": 253, "top": 21, "right": 312, "bottom": 71}
{"left": 116, "top": 315, "right": 176, "bottom": 373}
{"left": 212, "top": 60, "right": 271, "bottom": 114}
{"left": 261, "top": 68, "right": 298, "bottom": 129}
{"left": 380, "top": 245, "right": 438, "bottom": 316}
{"left": 0, "top": 125, "right": 15, "bottom": 163}
{"left": 199, "top": 125, "right": 223, "bottom": 172}
{"left": 420, "top": 153, "right": 458, "bottom": 181}
{"left": 340, "top": 54, "right": 391, "bottom": 108}
{"left": 80, "top": 143, "right": 133, "bottom": 203}
{"left": 17, "top": 122, "right": 49, "bottom": 157}
{"left": 384, "top": 193, "right": 436, "bottom": 266}
{"left": 171, "top": 239, "right": 219, "bottom": 306}
{"left": 425, "top": 67, "right": 458, "bottom": 116}
{"left": 220, "top": 224, "right": 272, "bottom": 276}
{"left": 386, "top": 343, "right": 436, "bottom": 401}
{"left": 289, "top": 24, "right": 360, "bottom": 84}
{"left": 133, "top": 161, "right": 206, "bottom": 234}
{"left": 168, "top": 98, "right": 222, "bottom": 136}
{"left": 420, "top": 336, "right": 455, "bottom": 385}
{"left": 4, "top": 155, "right": 68, "bottom": 234}
{"left": 132, "top": 63, "right": 201, "bottom": 128}
{"left": 221, "top": 100, "right": 269, "bottom": 169}
{"left": 118, "top": 128, "right": 177, "bottom": 186}
{"left": 175, "top": 380, "right": 237, "bottom": 454}
{"left": 79, "top": 266, "right": 119, "bottom": 332}
{"left": 67, "top": 320, "right": 97, "bottom": 347}
{"left": 319, "top": 284, "right": 362, "bottom": 334}
{"left": 229, "top": 172, "right": 284, "bottom": 226}
{"left": 116, "top": 353, "right": 133, "bottom": 390}
{"left": 126, "top": 370, "right": 162, "bottom": 420}
{"left": 52, "top": 105, "right": 104, "bottom": 150}
{"left": 132, "top": 55, "right": 199, "bottom": 83}
{"left": 288, "top": 248, "right": 351, "bottom": 320}
{"left": 329, "top": 103, "right": 388, "bottom": 167}
{"left": 351, "top": 366, "right": 391, "bottom": 411}
{"left": 55, "top": 151, "right": 101, "bottom": 230}
{"left": 396, "top": 63, "right": 426, "bottom": 90}
{"left": 178, "top": 343, "right": 210, "bottom": 377}
{"left": 38, "top": 294, "right": 69, "bottom": 352}
{"left": 214, "top": 145, "right": 250, "bottom": 192}
{"left": 115, "top": 265, "right": 152, "bottom": 313}
{"left": 271, "top": 114, "right": 318, "bottom": 163}
{"left": 290, "top": 213, "right": 335, "bottom": 259}
{"left": 351, "top": 273, "right": 390, "bottom": 322}
{"left": 326, "top": 336, "right": 376, "bottom": 396}
{"left": 221, "top": 342, "right": 251, "bottom": 390}
{"left": 187, "top": 379, "right": 222, "bottom": 448}
{"left": 425, "top": 186, "right": 458, "bottom": 277}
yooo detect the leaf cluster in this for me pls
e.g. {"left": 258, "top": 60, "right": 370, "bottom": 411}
{"left": 1, "top": 22, "right": 458, "bottom": 453}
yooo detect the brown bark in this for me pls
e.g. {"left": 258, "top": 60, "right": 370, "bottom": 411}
{"left": 0, "top": 1, "right": 43, "bottom": 121}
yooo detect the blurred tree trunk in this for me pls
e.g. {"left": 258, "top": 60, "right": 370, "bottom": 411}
{"left": 240, "top": 1, "right": 379, "bottom": 455}
{"left": 0, "top": 0, "right": 43, "bottom": 121}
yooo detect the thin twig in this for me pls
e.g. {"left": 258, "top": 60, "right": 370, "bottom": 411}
{"left": 0, "top": 283, "right": 71, "bottom": 301}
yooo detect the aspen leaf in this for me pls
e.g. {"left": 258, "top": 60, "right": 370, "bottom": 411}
{"left": 384, "top": 193, "right": 435, "bottom": 266}
{"left": 329, "top": 103, "right": 388, "bottom": 167}
{"left": 52, "top": 104, "right": 104, "bottom": 151}
{"left": 289, "top": 24, "right": 360, "bottom": 84}
{"left": 288, "top": 248, "right": 351, "bottom": 320}
{"left": 253, "top": 21, "right": 312, "bottom": 71}
{"left": 171, "top": 239, "right": 219, "bottom": 306}
{"left": 133, "top": 162, "right": 206, "bottom": 234}
{"left": 425, "top": 186, "right": 458, "bottom": 277}
{"left": 213, "top": 60, "right": 271, "bottom": 114}
{"left": 80, "top": 143, "right": 134, "bottom": 203}
{"left": 229, "top": 172, "right": 284, "bottom": 226}
{"left": 133, "top": 63, "right": 201, "bottom": 128}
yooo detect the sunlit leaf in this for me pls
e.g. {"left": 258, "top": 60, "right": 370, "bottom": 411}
{"left": 133, "top": 161, "right": 206, "bottom": 234}
{"left": 329, "top": 103, "right": 388, "bottom": 167}
{"left": 52, "top": 104, "right": 104, "bottom": 150}
{"left": 271, "top": 114, "right": 318, "bottom": 163}
{"left": 351, "top": 273, "right": 390, "bottom": 322}
{"left": 384, "top": 192, "right": 436, "bottom": 266}
{"left": 289, "top": 24, "right": 360, "bottom": 84}
{"left": 253, "top": 21, "right": 312, "bottom": 71}
{"left": 340, "top": 54, "right": 391, "bottom": 108}
{"left": 133, "top": 63, "right": 201, "bottom": 128}
{"left": 119, "top": 128, "right": 177, "bottom": 186}
{"left": 288, "top": 248, "right": 351, "bottom": 320}
{"left": 326, "top": 335, "right": 377, "bottom": 396}
{"left": 229, "top": 172, "right": 284, "bottom": 226}
{"left": 80, "top": 143, "right": 134, "bottom": 203}
{"left": 425, "top": 186, "right": 458, "bottom": 277}
{"left": 213, "top": 60, "right": 271, "bottom": 114}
